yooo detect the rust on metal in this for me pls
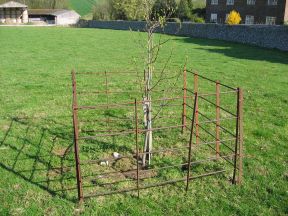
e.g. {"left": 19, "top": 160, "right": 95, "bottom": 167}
{"left": 238, "top": 88, "right": 244, "bottom": 184}
{"left": 194, "top": 73, "right": 199, "bottom": 145}
{"left": 71, "top": 70, "right": 84, "bottom": 202}
{"left": 216, "top": 81, "right": 220, "bottom": 159}
{"left": 182, "top": 65, "right": 187, "bottom": 133}
{"left": 71, "top": 69, "right": 243, "bottom": 201}
{"left": 186, "top": 92, "right": 198, "bottom": 191}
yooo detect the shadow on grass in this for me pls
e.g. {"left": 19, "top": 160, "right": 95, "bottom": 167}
{"left": 173, "top": 37, "right": 288, "bottom": 65}
{"left": 0, "top": 117, "right": 78, "bottom": 202}
{"left": 0, "top": 115, "right": 137, "bottom": 202}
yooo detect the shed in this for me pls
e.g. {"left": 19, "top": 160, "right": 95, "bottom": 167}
{"left": 28, "top": 9, "right": 80, "bottom": 25}
{"left": 0, "top": 1, "right": 28, "bottom": 24}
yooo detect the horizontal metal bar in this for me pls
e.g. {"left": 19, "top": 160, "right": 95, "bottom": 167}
{"left": 77, "top": 71, "right": 136, "bottom": 75}
{"left": 198, "top": 96, "right": 237, "bottom": 117}
{"left": 78, "top": 90, "right": 142, "bottom": 95}
{"left": 83, "top": 170, "right": 226, "bottom": 198}
{"left": 205, "top": 143, "right": 236, "bottom": 168}
{"left": 79, "top": 117, "right": 135, "bottom": 123}
{"left": 186, "top": 89, "right": 237, "bottom": 96}
{"left": 197, "top": 111, "right": 236, "bottom": 137}
{"left": 186, "top": 70, "right": 237, "bottom": 91}
{"left": 76, "top": 96, "right": 194, "bottom": 110}
{"left": 79, "top": 125, "right": 184, "bottom": 140}
{"left": 81, "top": 154, "right": 235, "bottom": 179}
{"left": 198, "top": 124, "right": 217, "bottom": 139}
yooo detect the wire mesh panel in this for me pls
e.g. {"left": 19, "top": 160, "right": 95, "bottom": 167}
{"left": 71, "top": 68, "right": 243, "bottom": 202}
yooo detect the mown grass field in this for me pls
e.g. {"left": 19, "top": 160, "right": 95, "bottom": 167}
{"left": 0, "top": 27, "right": 287, "bottom": 215}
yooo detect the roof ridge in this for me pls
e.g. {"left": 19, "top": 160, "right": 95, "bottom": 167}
{"left": 0, "top": 1, "right": 28, "bottom": 8}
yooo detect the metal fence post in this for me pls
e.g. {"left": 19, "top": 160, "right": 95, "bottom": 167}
{"left": 134, "top": 99, "right": 140, "bottom": 198}
{"left": 72, "top": 70, "right": 84, "bottom": 202}
{"left": 182, "top": 66, "right": 187, "bottom": 133}
{"left": 238, "top": 88, "right": 244, "bottom": 184}
{"left": 216, "top": 81, "right": 220, "bottom": 159}
{"left": 186, "top": 92, "right": 198, "bottom": 192}
{"left": 233, "top": 87, "right": 243, "bottom": 185}
{"left": 194, "top": 73, "right": 199, "bottom": 144}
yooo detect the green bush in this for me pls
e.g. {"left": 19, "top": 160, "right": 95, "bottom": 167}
{"left": 190, "top": 15, "right": 205, "bottom": 23}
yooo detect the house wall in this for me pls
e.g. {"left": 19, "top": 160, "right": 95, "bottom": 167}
{"left": 0, "top": 8, "right": 27, "bottom": 24}
{"left": 80, "top": 20, "right": 288, "bottom": 51}
{"left": 206, "top": 0, "right": 287, "bottom": 24}
{"left": 56, "top": 11, "right": 80, "bottom": 25}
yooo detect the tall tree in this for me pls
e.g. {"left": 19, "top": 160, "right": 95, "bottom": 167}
{"left": 177, "top": 0, "right": 193, "bottom": 21}
{"left": 151, "top": 0, "right": 177, "bottom": 19}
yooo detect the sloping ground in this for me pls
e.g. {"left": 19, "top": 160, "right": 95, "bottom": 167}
{"left": 0, "top": 27, "right": 287, "bottom": 215}
{"left": 69, "top": 0, "right": 97, "bottom": 16}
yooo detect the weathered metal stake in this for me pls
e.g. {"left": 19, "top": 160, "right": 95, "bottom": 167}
{"left": 238, "top": 88, "right": 244, "bottom": 184}
{"left": 186, "top": 92, "right": 198, "bottom": 192}
{"left": 182, "top": 66, "right": 187, "bottom": 133}
{"left": 233, "top": 88, "right": 243, "bottom": 184}
{"left": 134, "top": 99, "right": 140, "bottom": 198}
{"left": 216, "top": 81, "right": 220, "bottom": 159}
{"left": 194, "top": 73, "right": 199, "bottom": 144}
{"left": 72, "top": 70, "right": 83, "bottom": 202}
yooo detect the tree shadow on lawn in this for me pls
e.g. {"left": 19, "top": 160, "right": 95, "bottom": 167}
{"left": 173, "top": 37, "right": 288, "bottom": 65}
{"left": 0, "top": 115, "right": 137, "bottom": 202}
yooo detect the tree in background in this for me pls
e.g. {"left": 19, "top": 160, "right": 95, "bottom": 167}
{"left": 112, "top": 0, "right": 146, "bottom": 20}
{"left": 93, "top": 0, "right": 146, "bottom": 21}
{"left": 226, "top": 10, "right": 242, "bottom": 25}
{"left": 176, "top": 0, "right": 193, "bottom": 21}
{"left": 93, "top": 0, "right": 115, "bottom": 20}
{"left": 151, "top": 0, "right": 177, "bottom": 20}
{"left": 0, "top": 0, "right": 68, "bottom": 9}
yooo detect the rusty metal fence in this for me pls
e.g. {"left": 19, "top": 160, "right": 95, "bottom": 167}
{"left": 71, "top": 68, "right": 243, "bottom": 202}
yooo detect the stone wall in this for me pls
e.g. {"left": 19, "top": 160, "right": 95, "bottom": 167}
{"left": 79, "top": 20, "right": 288, "bottom": 51}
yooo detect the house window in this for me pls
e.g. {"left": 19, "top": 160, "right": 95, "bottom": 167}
{"left": 247, "top": 0, "right": 256, "bottom": 5}
{"left": 268, "top": 0, "right": 277, "bottom": 5}
{"left": 227, "top": 0, "right": 234, "bottom": 5}
{"left": 266, "top": 16, "right": 276, "bottom": 24}
{"left": 225, "top": 14, "right": 229, "bottom": 21}
{"left": 245, "top": 15, "right": 254, "bottom": 24}
{"left": 211, "top": 0, "right": 218, "bottom": 5}
{"left": 211, "top": 13, "right": 217, "bottom": 22}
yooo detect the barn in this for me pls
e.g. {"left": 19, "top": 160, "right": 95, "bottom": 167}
{"left": 0, "top": 1, "right": 80, "bottom": 25}
{"left": 28, "top": 9, "right": 81, "bottom": 25}
{"left": 0, "top": 1, "right": 28, "bottom": 24}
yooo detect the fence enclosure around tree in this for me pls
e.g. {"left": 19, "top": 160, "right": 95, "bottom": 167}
{"left": 71, "top": 68, "right": 243, "bottom": 202}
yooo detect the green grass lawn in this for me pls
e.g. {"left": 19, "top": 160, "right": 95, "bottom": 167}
{"left": 0, "top": 27, "right": 287, "bottom": 215}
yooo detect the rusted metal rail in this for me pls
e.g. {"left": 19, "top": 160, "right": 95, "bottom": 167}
{"left": 71, "top": 68, "right": 244, "bottom": 202}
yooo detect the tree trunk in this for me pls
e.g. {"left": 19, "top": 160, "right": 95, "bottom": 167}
{"left": 142, "top": 27, "right": 153, "bottom": 167}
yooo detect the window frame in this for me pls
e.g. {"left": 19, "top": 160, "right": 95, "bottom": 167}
{"left": 265, "top": 16, "right": 276, "bottom": 25}
{"left": 247, "top": 0, "right": 256, "bottom": 5}
{"left": 245, "top": 15, "right": 254, "bottom": 24}
{"left": 210, "top": 13, "right": 218, "bottom": 23}
{"left": 267, "top": 0, "right": 277, "bottom": 5}
{"left": 211, "top": 0, "right": 218, "bottom": 5}
{"left": 226, "top": 0, "right": 235, "bottom": 5}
